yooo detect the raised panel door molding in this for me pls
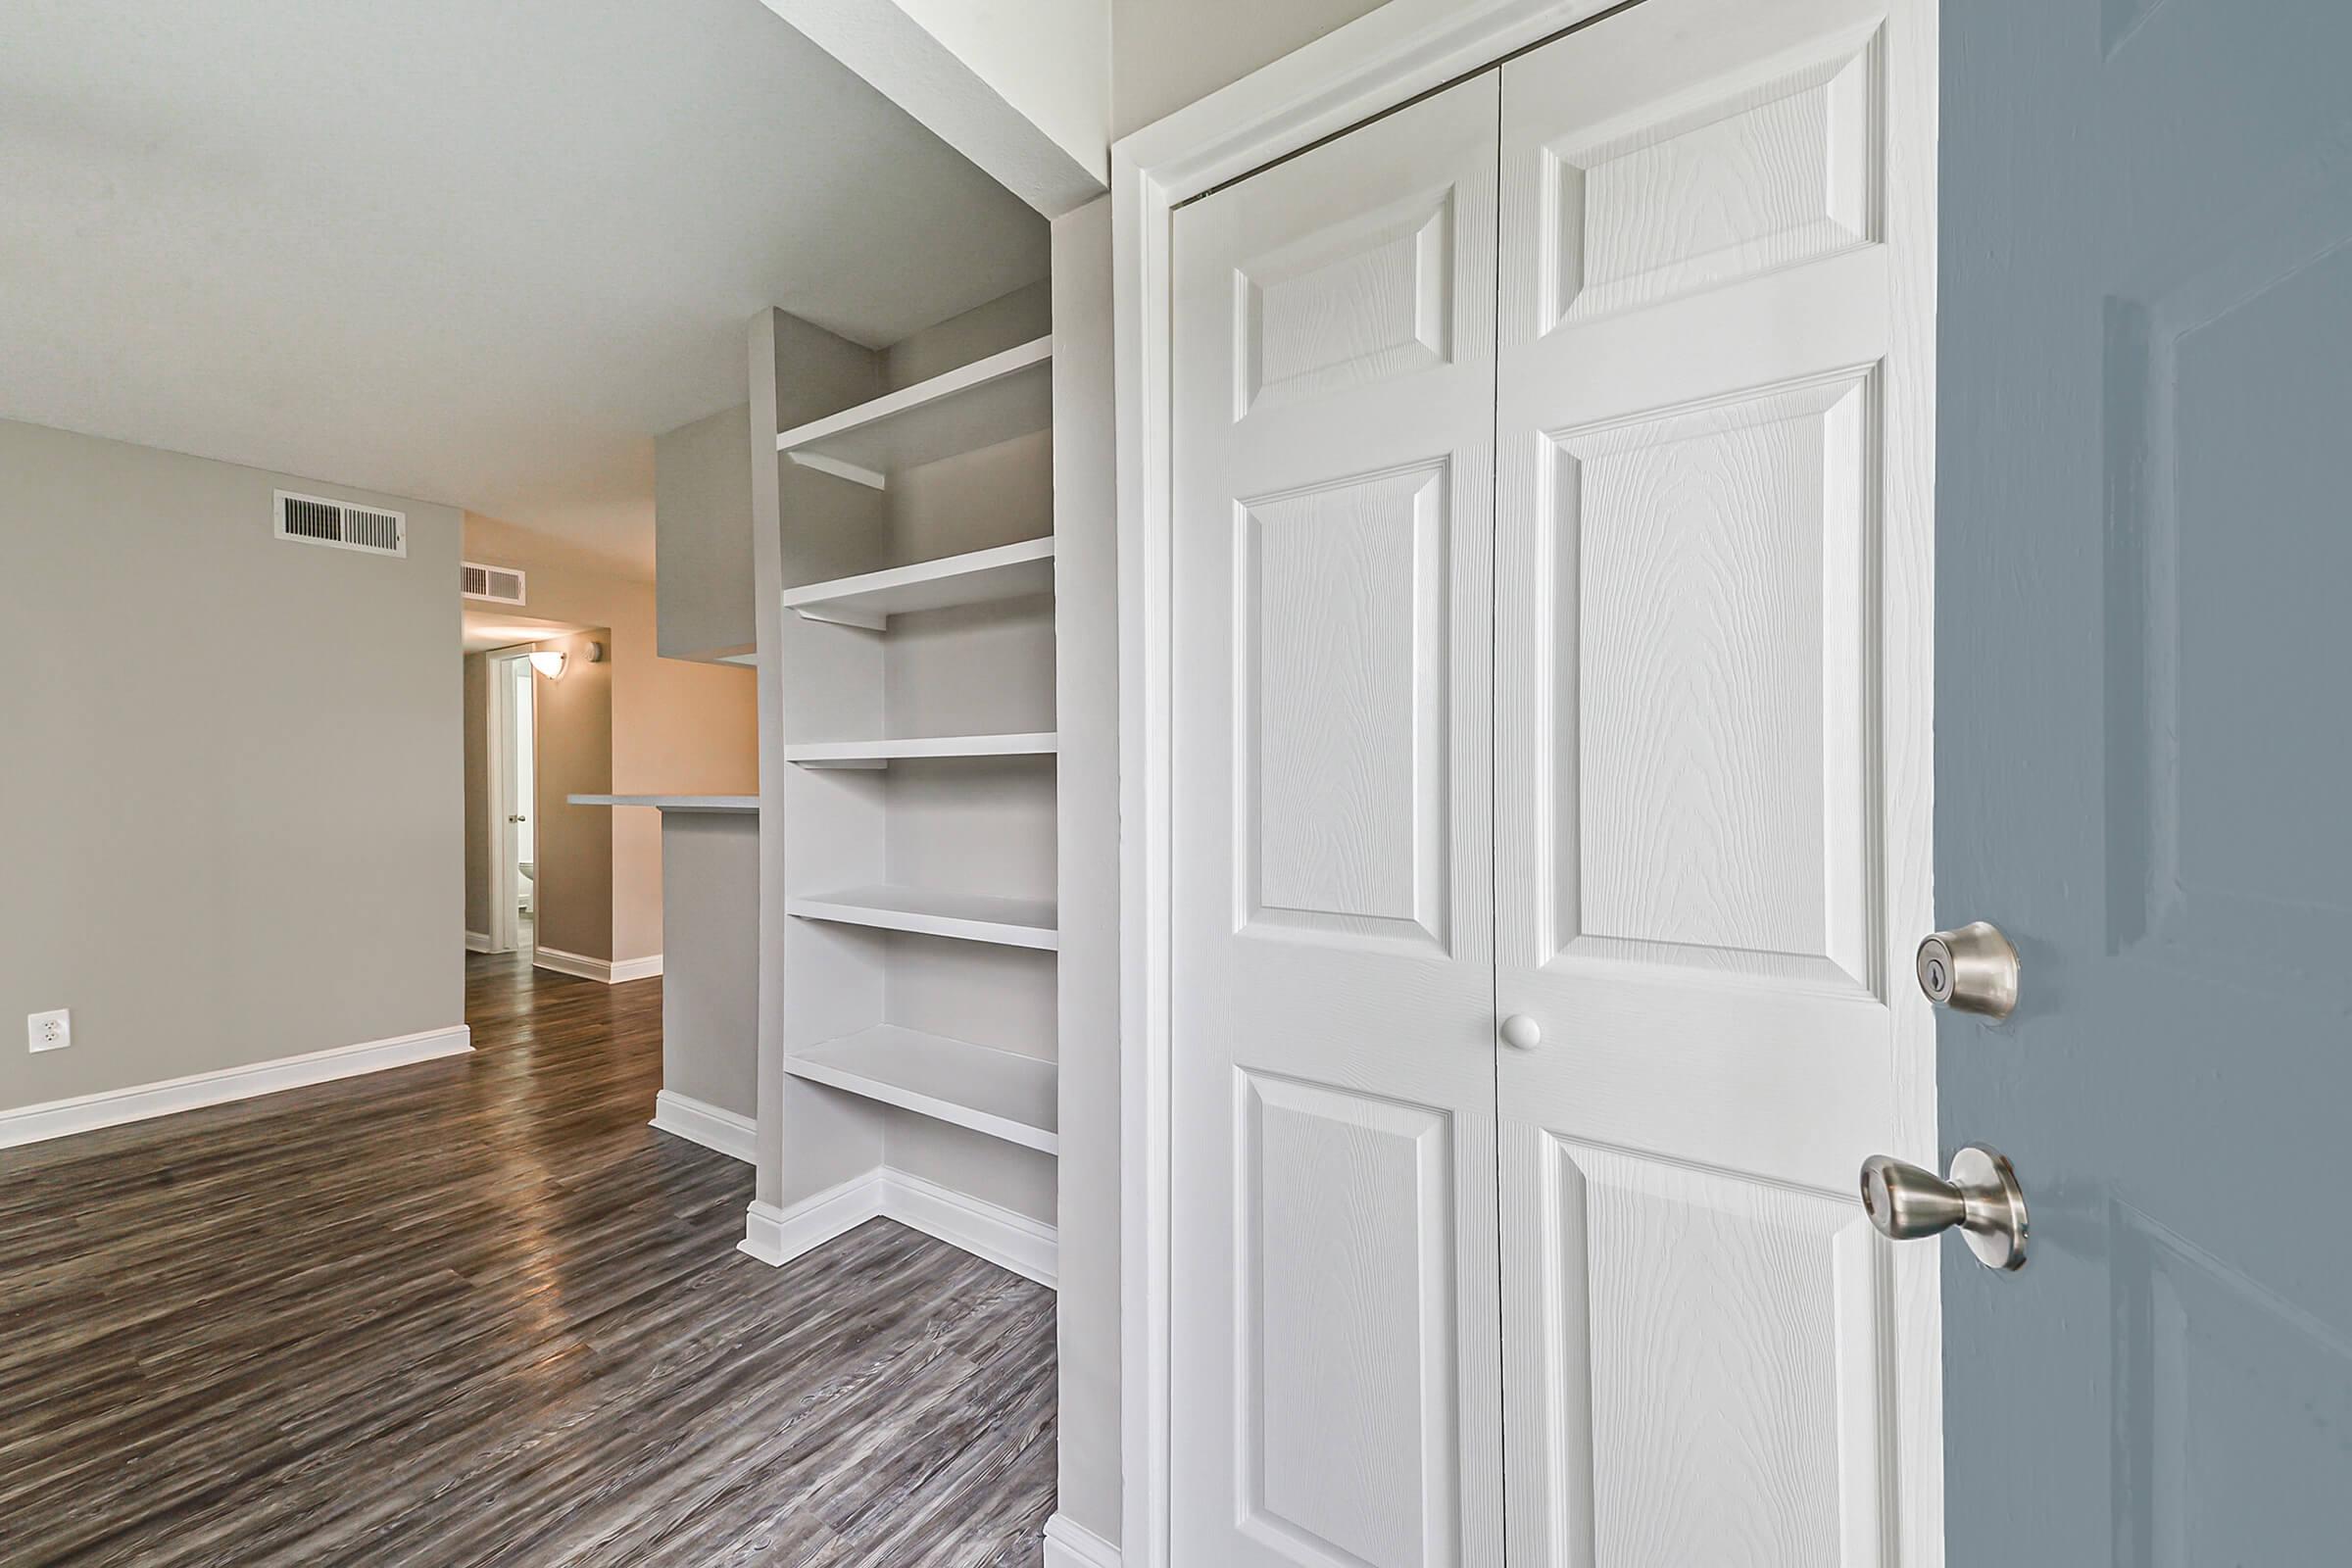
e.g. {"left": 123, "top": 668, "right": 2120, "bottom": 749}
{"left": 1241, "top": 458, "right": 1453, "bottom": 956}
{"left": 2108, "top": 1201, "right": 2352, "bottom": 1563}
{"left": 1541, "top": 26, "right": 1881, "bottom": 330}
{"left": 1241, "top": 1072, "right": 1465, "bottom": 1568}
{"left": 1236, "top": 188, "right": 1459, "bottom": 418}
{"left": 2101, "top": 168, "right": 2352, "bottom": 1004}
{"left": 1543, "top": 368, "right": 1878, "bottom": 992}
{"left": 1523, "top": 1134, "right": 1893, "bottom": 1567}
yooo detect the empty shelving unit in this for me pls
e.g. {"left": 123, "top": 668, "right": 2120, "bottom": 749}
{"left": 743, "top": 294, "right": 1061, "bottom": 1286}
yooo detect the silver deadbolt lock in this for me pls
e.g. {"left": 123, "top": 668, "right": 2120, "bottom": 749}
{"left": 1915, "top": 921, "right": 2019, "bottom": 1018}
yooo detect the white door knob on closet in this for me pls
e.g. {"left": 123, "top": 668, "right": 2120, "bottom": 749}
{"left": 1498, "top": 1014, "right": 1543, "bottom": 1051}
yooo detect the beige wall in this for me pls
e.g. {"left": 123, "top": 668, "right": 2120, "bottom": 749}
{"left": 1111, "top": 0, "right": 1386, "bottom": 136}
{"left": 0, "top": 418, "right": 463, "bottom": 1114}
{"left": 460, "top": 514, "right": 758, "bottom": 964}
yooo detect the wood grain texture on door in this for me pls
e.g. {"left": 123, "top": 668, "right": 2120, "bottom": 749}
{"left": 1171, "top": 68, "right": 1503, "bottom": 1568}
{"left": 1164, "top": 0, "right": 1942, "bottom": 1558}
{"left": 1494, "top": 0, "right": 1940, "bottom": 1562}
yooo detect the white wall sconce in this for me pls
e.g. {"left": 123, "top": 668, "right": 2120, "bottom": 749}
{"left": 527, "top": 642, "right": 599, "bottom": 680}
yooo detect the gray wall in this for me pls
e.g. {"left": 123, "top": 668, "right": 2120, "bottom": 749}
{"left": 1112, "top": 0, "right": 1386, "bottom": 136}
{"left": 659, "top": 811, "right": 760, "bottom": 1118}
{"left": 1052, "top": 196, "right": 1123, "bottom": 1549}
{"left": 655, "top": 404, "right": 757, "bottom": 661}
{"left": 884, "top": 278, "right": 1052, "bottom": 390}
{"left": 0, "top": 418, "right": 464, "bottom": 1113}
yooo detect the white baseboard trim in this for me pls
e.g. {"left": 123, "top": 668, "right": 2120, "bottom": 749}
{"left": 651, "top": 1090, "right": 755, "bottom": 1164}
{"left": 532, "top": 945, "right": 611, "bottom": 982}
{"left": 741, "top": 1171, "right": 886, "bottom": 1266}
{"left": 464, "top": 929, "right": 495, "bottom": 954}
{"left": 738, "top": 1166, "right": 1057, "bottom": 1289}
{"left": 0, "top": 1025, "right": 473, "bottom": 1151}
{"left": 887, "top": 1168, "right": 1058, "bottom": 1288}
{"left": 533, "top": 947, "right": 663, "bottom": 985}
{"left": 1043, "top": 1514, "right": 1123, "bottom": 1568}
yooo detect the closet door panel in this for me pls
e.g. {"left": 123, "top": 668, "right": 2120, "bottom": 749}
{"left": 1494, "top": 0, "right": 1939, "bottom": 1563}
{"left": 1170, "top": 69, "right": 1504, "bottom": 1568}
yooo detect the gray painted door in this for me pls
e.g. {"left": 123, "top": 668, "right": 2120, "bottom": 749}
{"left": 1937, "top": 1, "right": 2352, "bottom": 1560}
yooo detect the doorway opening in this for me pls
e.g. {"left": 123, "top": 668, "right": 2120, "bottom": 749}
{"left": 486, "top": 646, "right": 538, "bottom": 959}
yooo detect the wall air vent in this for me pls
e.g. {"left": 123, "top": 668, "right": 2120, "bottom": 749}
{"left": 273, "top": 490, "right": 407, "bottom": 558}
{"left": 461, "top": 562, "right": 527, "bottom": 605}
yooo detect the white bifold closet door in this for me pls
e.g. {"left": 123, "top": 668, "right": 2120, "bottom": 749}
{"left": 1168, "top": 0, "right": 1935, "bottom": 1561}
{"left": 1493, "top": 0, "right": 1936, "bottom": 1562}
{"left": 1170, "top": 68, "right": 1504, "bottom": 1568}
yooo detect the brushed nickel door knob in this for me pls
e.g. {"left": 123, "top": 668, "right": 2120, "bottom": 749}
{"left": 1916, "top": 921, "right": 2020, "bottom": 1017}
{"left": 1860, "top": 1144, "right": 2029, "bottom": 1271}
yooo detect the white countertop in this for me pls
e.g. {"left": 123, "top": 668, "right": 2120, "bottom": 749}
{"left": 568, "top": 794, "right": 759, "bottom": 813}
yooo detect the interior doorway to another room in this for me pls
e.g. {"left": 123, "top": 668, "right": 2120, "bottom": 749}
{"left": 486, "top": 646, "right": 539, "bottom": 960}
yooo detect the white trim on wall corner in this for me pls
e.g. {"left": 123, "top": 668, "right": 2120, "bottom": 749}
{"left": 464, "top": 929, "right": 495, "bottom": 954}
{"left": 738, "top": 1167, "right": 1058, "bottom": 1289}
{"left": 533, "top": 948, "right": 663, "bottom": 986}
{"left": 741, "top": 1172, "right": 884, "bottom": 1267}
{"left": 0, "top": 1025, "right": 472, "bottom": 1150}
{"left": 650, "top": 1090, "right": 755, "bottom": 1164}
{"left": 1043, "top": 1513, "right": 1124, "bottom": 1568}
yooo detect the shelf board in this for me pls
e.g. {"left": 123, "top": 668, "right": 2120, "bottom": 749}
{"left": 568, "top": 794, "right": 759, "bottom": 813}
{"left": 785, "top": 1025, "right": 1056, "bottom": 1154}
{"left": 776, "top": 337, "right": 1051, "bottom": 487}
{"left": 785, "top": 732, "right": 1057, "bottom": 769}
{"left": 787, "top": 885, "right": 1058, "bottom": 951}
{"left": 782, "top": 537, "right": 1054, "bottom": 630}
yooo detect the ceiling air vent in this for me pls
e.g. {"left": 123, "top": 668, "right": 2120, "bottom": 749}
{"left": 274, "top": 490, "right": 407, "bottom": 558}
{"left": 461, "top": 562, "right": 527, "bottom": 605}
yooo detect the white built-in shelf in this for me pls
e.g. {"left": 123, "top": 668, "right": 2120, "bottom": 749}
{"left": 776, "top": 337, "right": 1051, "bottom": 487}
{"left": 569, "top": 794, "right": 759, "bottom": 813}
{"left": 787, "top": 885, "right": 1058, "bottom": 951}
{"left": 784, "top": 731, "right": 1057, "bottom": 769}
{"left": 784, "top": 1025, "right": 1057, "bottom": 1154}
{"left": 782, "top": 537, "right": 1054, "bottom": 629}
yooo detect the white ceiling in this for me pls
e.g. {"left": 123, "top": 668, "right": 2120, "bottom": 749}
{"left": 1, "top": 0, "right": 1050, "bottom": 575}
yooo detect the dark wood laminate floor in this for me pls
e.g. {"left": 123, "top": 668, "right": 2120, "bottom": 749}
{"left": 0, "top": 955, "right": 1056, "bottom": 1567}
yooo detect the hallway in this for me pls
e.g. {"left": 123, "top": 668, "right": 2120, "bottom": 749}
{"left": 0, "top": 956, "right": 1056, "bottom": 1567}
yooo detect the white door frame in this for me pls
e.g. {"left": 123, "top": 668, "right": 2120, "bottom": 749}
{"left": 485, "top": 647, "right": 535, "bottom": 956}
{"left": 1111, "top": 2, "right": 1941, "bottom": 1562}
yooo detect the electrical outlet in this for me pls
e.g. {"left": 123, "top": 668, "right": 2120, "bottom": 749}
{"left": 27, "top": 1009, "right": 70, "bottom": 1054}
